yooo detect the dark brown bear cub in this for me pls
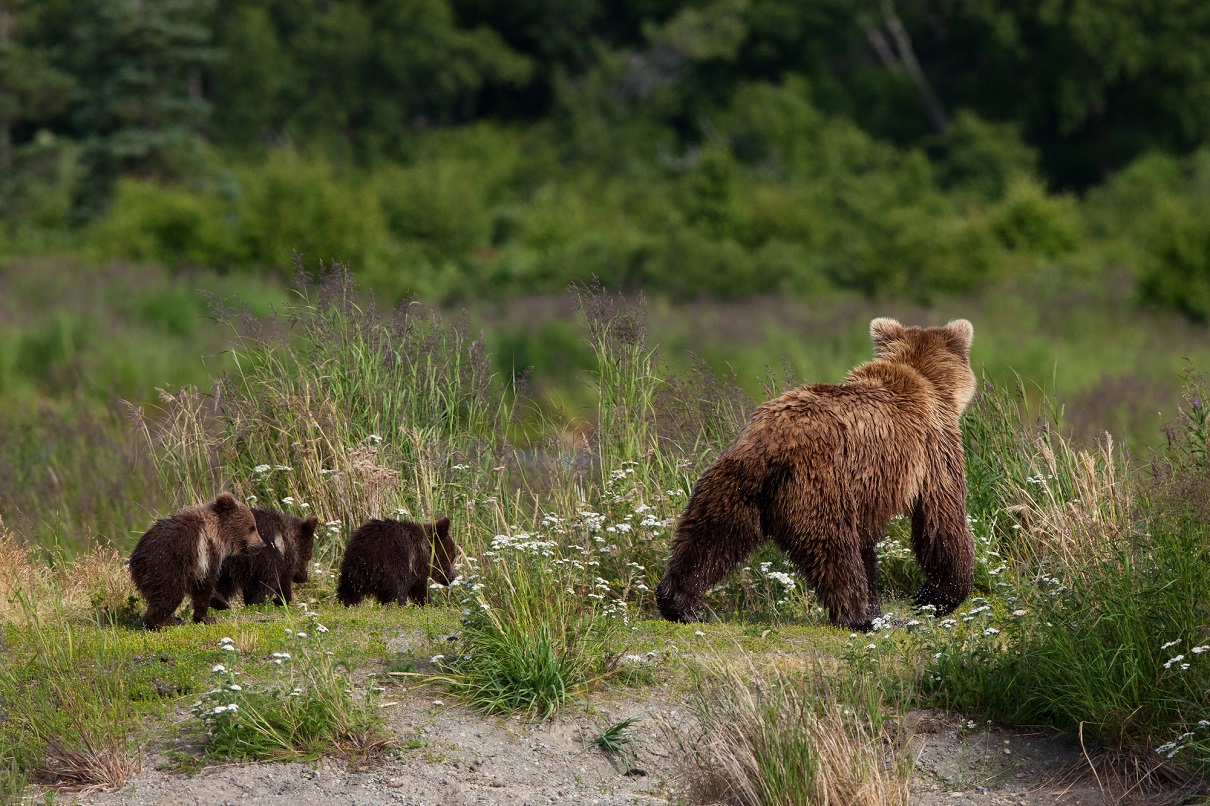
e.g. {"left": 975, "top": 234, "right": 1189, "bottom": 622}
{"left": 336, "top": 517, "right": 456, "bottom": 607}
{"left": 655, "top": 317, "right": 977, "bottom": 632}
{"left": 129, "top": 492, "right": 266, "bottom": 629}
{"left": 211, "top": 508, "right": 319, "bottom": 609}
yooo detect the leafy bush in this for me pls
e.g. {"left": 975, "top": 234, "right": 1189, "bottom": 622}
{"left": 988, "top": 177, "right": 1082, "bottom": 258}
{"left": 90, "top": 180, "right": 241, "bottom": 269}
{"left": 1139, "top": 197, "right": 1210, "bottom": 322}
{"left": 235, "top": 153, "right": 388, "bottom": 278}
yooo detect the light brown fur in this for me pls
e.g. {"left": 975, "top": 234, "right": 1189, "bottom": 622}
{"left": 655, "top": 317, "right": 976, "bottom": 631}
{"left": 128, "top": 492, "right": 265, "bottom": 629}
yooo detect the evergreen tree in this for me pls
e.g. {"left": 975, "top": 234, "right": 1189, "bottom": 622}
{"left": 62, "top": 0, "right": 218, "bottom": 221}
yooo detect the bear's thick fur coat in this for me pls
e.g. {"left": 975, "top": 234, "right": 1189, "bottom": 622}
{"left": 128, "top": 492, "right": 265, "bottom": 629}
{"left": 655, "top": 317, "right": 977, "bottom": 631}
{"left": 336, "top": 517, "right": 456, "bottom": 607}
{"left": 210, "top": 508, "right": 319, "bottom": 609}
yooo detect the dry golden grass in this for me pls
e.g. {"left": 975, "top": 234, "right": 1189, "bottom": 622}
{"left": 0, "top": 521, "right": 134, "bottom": 628}
{"left": 40, "top": 729, "right": 141, "bottom": 794}
{"left": 672, "top": 661, "right": 912, "bottom": 806}
{"left": 1007, "top": 431, "right": 1134, "bottom": 568}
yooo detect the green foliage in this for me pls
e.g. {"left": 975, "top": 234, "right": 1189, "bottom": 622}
{"left": 0, "top": 605, "right": 144, "bottom": 790}
{"left": 194, "top": 622, "right": 386, "bottom": 761}
{"left": 91, "top": 179, "right": 241, "bottom": 269}
{"left": 1139, "top": 196, "right": 1210, "bottom": 322}
{"left": 987, "top": 177, "right": 1082, "bottom": 258}
{"left": 438, "top": 527, "right": 626, "bottom": 719}
{"left": 933, "top": 111, "right": 1040, "bottom": 202}
{"left": 235, "top": 154, "right": 387, "bottom": 278}
{"left": 60, "top": 0, "right": 219, "bottom": 221}
{"left": 918, "top": 371, "right": 1210, "bottom": 775}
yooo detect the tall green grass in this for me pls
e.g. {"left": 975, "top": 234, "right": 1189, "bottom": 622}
{"left": 920, "top": 372, "right": 1210, "bottom": 782}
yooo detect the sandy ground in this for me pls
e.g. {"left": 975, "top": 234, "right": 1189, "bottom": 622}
{"left": 52, "top": 681, "right": 1192, "bottom": 806}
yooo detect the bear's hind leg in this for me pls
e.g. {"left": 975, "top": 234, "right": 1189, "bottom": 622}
{"left": 656, "top": 500, "right": 763, "bottom": 623}
{"left": 406, "top": 577, "right": 429, "bottom": 606}
{"left": 781, "top": 534, "right": 871, "bottom": 631}
{"left": 144, "top": 592, "right": 185, "bottom": 630}
{"left": 910, "top": 491, "right": 973, "bottom": 616}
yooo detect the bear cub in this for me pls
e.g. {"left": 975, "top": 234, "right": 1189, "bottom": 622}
{"left": 336, "top": 516, "right": 456, "bottom": 607}
{"left": 211, "top": 508, "right": 319, "bottom": 610}
{"left": 129, "top": 492, "right": 265, "bottom": 629}
{"left": 655, "top": 317, "right": 977, "bottom": 631}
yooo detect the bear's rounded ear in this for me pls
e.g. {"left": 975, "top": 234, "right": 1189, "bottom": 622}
{"left": 434, "top": 516, "right": 451, "bottom": 536}
{"left": 945, "top": 318, "right": 974, "bottom": 355}
{"left": 213, "top": 492, "right": 240, "bottom": 513}
{"left": 303, "top": 516, "right": 319, "bottom": 531}
{"left": 869, "top": 317, "right": 904, "bottom": 355}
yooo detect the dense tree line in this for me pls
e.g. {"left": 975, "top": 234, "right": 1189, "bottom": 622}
{"left": 2, "top": 0, "right": 1210, "bottom": 313}
{"left": 5, "top": 1, "right": 1209, "bottom": 189}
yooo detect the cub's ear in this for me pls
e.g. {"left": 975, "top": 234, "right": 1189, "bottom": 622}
{"left": 433, "top": 516, "right": 451, "bottom": 537}
{"left": 869, "top": 317, "right": 904, "bottom": 355}
{"left": 212, "top": 492, "right": 241, "bottom": 514}
{"left": 303, "top": 516, "right": 319, "bottom": 531}
{"left": 945, "top": 318, "right": 974, "bottom": 355}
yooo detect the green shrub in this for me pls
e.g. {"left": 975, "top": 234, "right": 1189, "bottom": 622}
{"left": 1138, "top": 197, "right": 1210, "bottom": 321}
{"left": 933, "top": 111, "right": 1040, "bottom": 202}
{"left": 988, "top": 177, "right": 1082, "bottom": 258}
{"left": 374, "top": 159, "right": 492, "bottom": 260}
{"left": 90, "top": 180, "right": 241, "bottom": 269}
{"left": 235, "top": 153, "right": 388, "bottom": 277}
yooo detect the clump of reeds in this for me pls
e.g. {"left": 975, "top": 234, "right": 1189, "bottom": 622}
{"left": 672, "top": 662, "right": 912, "bottom": 806}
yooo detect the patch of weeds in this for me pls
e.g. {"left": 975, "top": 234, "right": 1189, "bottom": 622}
{"left": 0, "top": 758, "right": 28, "bottom": 805}
{"left": 438, "top": 530, "right": 627, "bottom": 718}
{"left": 671, "top": 661, "right": 912, "bottom": 806}
{"left": 0, "top": 600, "right": 141, "bottom": 792}
{"left": 593, "top": 716, "right": 644, "bottom": 774}
{"left": 192, "top": 614, "right": 388, "bottom": 762}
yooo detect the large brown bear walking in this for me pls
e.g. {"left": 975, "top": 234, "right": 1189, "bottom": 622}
{"left": 129, "top": 492, "right": 266, "bottom": 629}
{"left": 210, "top": 508, "right": 319, "bottom": 609}
{"left": 336, "top": 517, "right": 457, "bottom": 607}
{"left": 655, "top": 317, "right": 977, "bottom": 631}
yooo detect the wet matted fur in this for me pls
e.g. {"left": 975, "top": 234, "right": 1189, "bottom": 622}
{"left": 128, "top": 492, "right": 265, "bottom": 629}
{"left": 656, "top": 317, "right": 977, "bottom": 631}
{"left": 210, "top": 508, "right": 318, "bottom": 609}
{"left": 336, "top": 516, "right": 456, "bottom": 607}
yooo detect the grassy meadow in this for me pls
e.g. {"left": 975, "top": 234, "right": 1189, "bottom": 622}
{"left": 1, "top": 265, "right": 1208, "bottom": 803}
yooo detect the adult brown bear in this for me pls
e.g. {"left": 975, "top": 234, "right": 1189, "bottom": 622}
{"left": 655, "top": 317, "right": 976, "bottom": 631}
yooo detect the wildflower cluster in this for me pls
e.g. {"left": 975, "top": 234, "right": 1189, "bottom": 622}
{"left": 191, "top": 612, "right": 381, "bottom": 760}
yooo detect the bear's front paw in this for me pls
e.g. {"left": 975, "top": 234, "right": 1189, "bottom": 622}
{"left": 192, "top": 613, "right": 217, "bottom": 625}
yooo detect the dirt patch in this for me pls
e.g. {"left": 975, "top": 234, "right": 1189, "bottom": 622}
{"left": 53, "top": 684, "right": 1197, "bottom": 806}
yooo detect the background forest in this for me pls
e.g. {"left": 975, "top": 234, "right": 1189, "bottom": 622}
{"left": 3, "top": 0, "right": 1210, "bottom": 545}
